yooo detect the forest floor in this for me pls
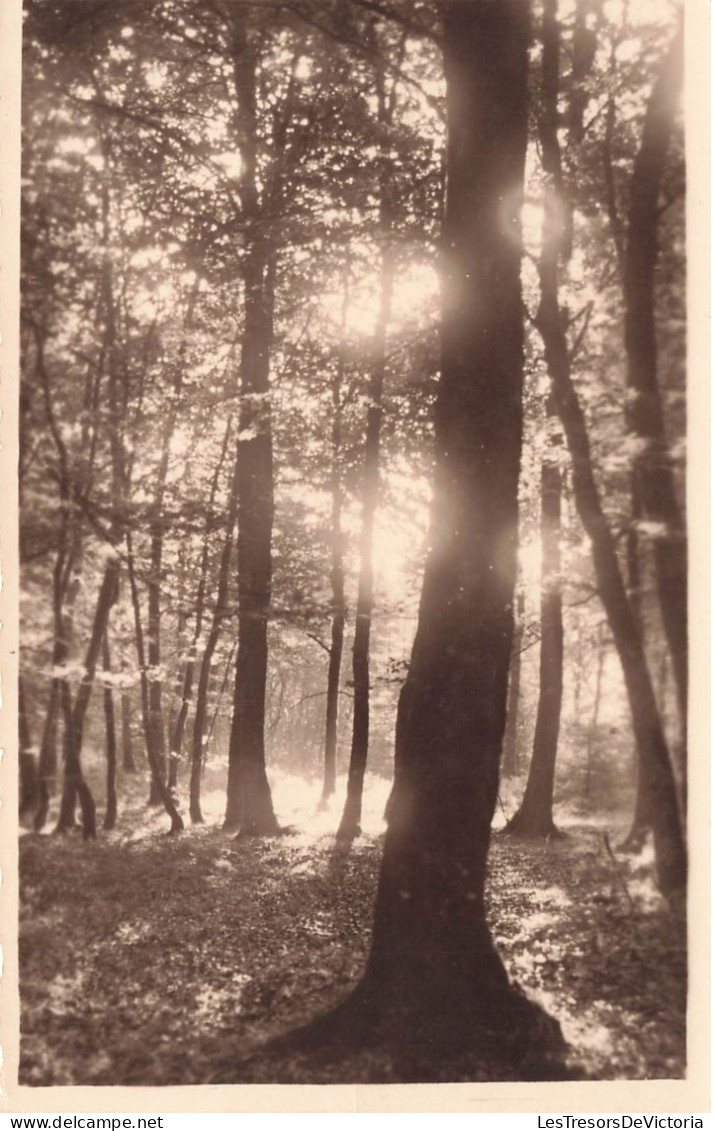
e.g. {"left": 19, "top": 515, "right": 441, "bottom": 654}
{"left": 18, "top": 769, "right": 687, "bottom": 1086}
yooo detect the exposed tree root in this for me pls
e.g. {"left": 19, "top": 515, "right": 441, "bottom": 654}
{"left": 501, "top": 816, "right": 567, "bottom": 839}
{"left": 257, "top": 975, "right": 574, "bottom": 1082}
{"left": 233, "top": 822, "right": 289, "bottom": 840}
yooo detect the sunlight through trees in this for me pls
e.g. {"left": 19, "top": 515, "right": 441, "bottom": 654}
{"left": 18, "top": 0, "right": 688, "bottom": 1087}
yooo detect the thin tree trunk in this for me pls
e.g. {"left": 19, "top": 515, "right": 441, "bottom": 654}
{"left": 55, "top": 559, "right": 120, "bottom": 839}
{"left": 169, "top": 654, "right": 189, "bottom": 790}
{"left": 19, "top": 676, "right": 39, "bottom": 816}
{"left": 51, "top": 132, "right": 127, "bottom": 838}
{"left": 506, "top": 419, "right": 564, "bottom": 837}
{"left": 171, "top": 436, "right": 232, "bottom": 798}
{"left": 621, "top": 484, "right": 651, "bottom": 845}
{"left": 539, "top": 220, "right": 685, "bottom": 893}
{"left": 126, "top": 534, "right": 184, "bottom": 832}
{"left": 319, "top": 278, "right": 349, "bottom": 810}
{"left": 167, "top": 566, "right": 188, "bottom": 793}
{"left": 30, "top": 285, "right": 97, "bottom": 830}
{"left": 34, "top": 539, "right": 82, "bottom": 830}
{"left": 48, "top": 537, "right": 84, "bottom": 835}
{"left": 121, "top": 693, "right": 136, "bottom": 773}
{"left": 146, "top": 523, "right": 167, "bottom": 805}
{"left": 320, "top": 610, "right": 345, "bottom": 808}
{"left": 501, "top": 593, "right": 524, "bottom": 778}
{"left": 534, "top": 0, "right": 685, "bottom": 895}
{"left": 623, "top": 28, "right": 686, "bottom": 728}
{"left": 337, "top": 249, "right": 396, "bottom": 840}
{"left": 144, "top": 284, "right": 198, "bottom": 805}
{"left": 34, "top": 681, "right": 59, "bottom": 830}
{"left": 626, "top": 481, "right": 643, "bottom": 628}
{"left": 102, "top": 634, "right": 118, "bottom": 831}
{"left": 189, "top": 648, "right": 213, "bottom": 825}
{"left": 190, "top": 462, "right": 239, "bottom": 824}
{"left": 337, "top": 46, "right": 398, "bottom": 840}
{"left": 585, "top": 626, "right": 605, "bottom": 806}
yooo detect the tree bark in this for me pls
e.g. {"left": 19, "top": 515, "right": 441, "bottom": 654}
{"left": 319, "top": 280, "right": 349, "bottom": 810}
{"left": 320, "top": 593, "right": 345, "bottom": 809}
{"left": 55, "top": 559, "right": 120, "bottom": 839}
{"left": 126, "top": 535, "right": 184, "bottom": 832}
{"left": 337, "top": 245, "right": 396, "bottom": 839}
{"left": 501, "top": 593, "right": 524, "bottom": 777}
{"left": 34, "top": 540, "right": 82, "bottom": 830}
{"left": 167, "top": 561, "right": 188, "bottom": 794}
{"left": 533, "top": 0, "right": 685, "bottom": 894}
{"left": 223, "top": 7, "right": 279, "bottom": 835}
{"left": 121, "top": 693, "right": 136, "bottom": 773}
{"left": 585, "top": 625, "right": 605, "bottom": 805}
{"left": 143, "top": 282, "right": 198, "bottom": 805}
{"left": 620, "top": 484, "right": 651, "bottom": 846}
{"left": 623, "top": 28, "right": 686, "bottom": 729}
{"left": 539, "top": 259, "right": 685, "bottom": 893}
{"left": 34, "top": 681, "right": 59, "bottom": 830}
{"left": 190, "top": 458, "right": 239, "bottom": 824}
{"left": 102, "top": 633, "right": 118, "bottom": 831}
{"left": 506, "top": 420, "right": 564, "bottom": 837}
{"left": 337, "top": 40, "right": 398, "bottom": 840}
{"left": 145, "top": 521, "right": 168, "bottom": 805}
{"left": 293, "top": 3, "right": 563, "bottom": 1065}
{"left": 172, "top": 423, "right": 233, "bottom": 805}
{"left": 19, "top": 676, "right": 39, "bottom": 816}
{"left": 29, "top": 312, "right": 91, "bottom": 830}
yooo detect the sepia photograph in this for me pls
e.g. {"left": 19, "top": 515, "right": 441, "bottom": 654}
{"left": 5, "top": 0, "right": 708, "bottom": 1103}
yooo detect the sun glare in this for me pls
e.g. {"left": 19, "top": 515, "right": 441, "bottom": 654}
{"left": 521, "top": 200, "right": 544, "bottom": 255}
{"left": 518, "top": 536, "right": 542, "bottom": 587}
{"left": 317, "top": 259, "right": 439, "bottom": 340}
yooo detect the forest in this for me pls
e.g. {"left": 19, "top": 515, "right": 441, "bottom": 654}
{"left": 17, "top": 0, "right": 690, "bottom": 1087}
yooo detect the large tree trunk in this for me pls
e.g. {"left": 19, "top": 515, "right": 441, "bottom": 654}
{"left": 533, "top": 0, "right": 685, "bottom": 895}
{"left": 361, "top": 0, "right": 551, "bottom": 1052}
{"left": 290, "top": 3, "right": 562, "bottom": 1067}
{"left": 623, "top": 28, "right": 686, "bottom": 729}
{"left": 506, "top": 420, "right": 564, "bottom": 837}
{"left": 224, "top": 9, "right": 279, "bottom": 835}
